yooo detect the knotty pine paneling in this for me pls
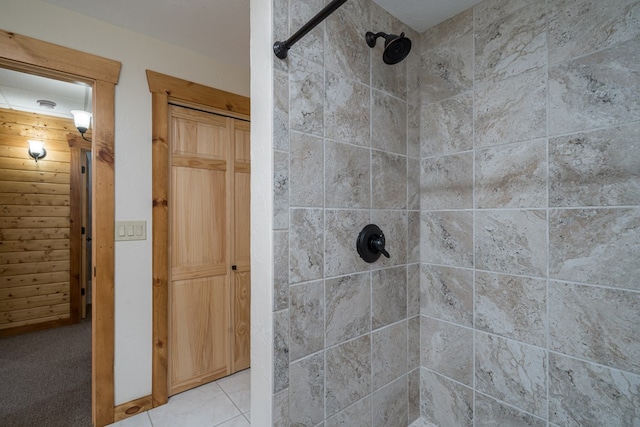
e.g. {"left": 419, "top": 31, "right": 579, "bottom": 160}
{"left": 0, "top": 108, "right": 72, "bottom": 333}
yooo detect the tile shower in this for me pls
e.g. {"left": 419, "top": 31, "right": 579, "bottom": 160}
{"left": 271, "top": 0, "right": 640, "bottom": 425}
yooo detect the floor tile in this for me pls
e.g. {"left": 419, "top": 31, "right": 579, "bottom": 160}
{"left": 218, "top": 369, "right": 251, "bottom": 413}
{"left": 107, "top": 369, "right": 252, "bottom": 426}
{"left": 216, "top": 413, "right": 251, "bottom": 427}
{"left": 106, "top": 411, "right": 152, "bottom": 427}
{"left": 147, "top": 382, "right": 241, "bottom": 427}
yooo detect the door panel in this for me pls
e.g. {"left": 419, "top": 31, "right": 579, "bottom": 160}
{"left": 169, "top": 276, "right": 229, "bottom": 395}
{"left": 232, "top": 271, "right": 250, "bottom": 371}
{"left": 234, "top": 121, "right": 251, "bottom": 165}
{"left": 171, "top": 167, "right": 227, "bottom": 270}
{"left": 171, "top": 108, "right": 229, "bottom": 159}
{"left": 233, "top": 173, "right": 250, "bottom": 267}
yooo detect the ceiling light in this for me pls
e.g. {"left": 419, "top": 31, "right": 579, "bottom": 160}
{"left": 37, "top": 99, "right": 57, "bottom": 109}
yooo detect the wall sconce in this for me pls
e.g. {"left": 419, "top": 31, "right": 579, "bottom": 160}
{"left": 71, "top": 110, "right": 92, "bottom": 141}
{"left": 28, "top": 140, "right": 47, "bottom": 163}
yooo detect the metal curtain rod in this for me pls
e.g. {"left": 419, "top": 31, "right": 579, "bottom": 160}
{"left": 273, "top": 0, "right": 349, "bottom": 59}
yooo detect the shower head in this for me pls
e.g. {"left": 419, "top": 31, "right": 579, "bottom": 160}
{"left": 365, "top": 31, "right": 412, "bottom": 65}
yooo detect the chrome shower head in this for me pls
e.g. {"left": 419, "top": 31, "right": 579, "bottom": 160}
{"left": 365, "top": 31, "right": 412, "bottom": 65}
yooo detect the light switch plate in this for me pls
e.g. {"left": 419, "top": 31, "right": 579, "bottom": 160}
{"left": 115, "top": 221, "right": 147, "bottom": 241}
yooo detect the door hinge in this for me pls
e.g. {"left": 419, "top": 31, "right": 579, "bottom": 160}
{"left": 81, "top": 288, "right": 86, "bottom": 296}
{"left": 82, "top": 166, "right": 86, "bottom": 174}
{"left": 82, "top": 226, "right": 86, "bottom": 235}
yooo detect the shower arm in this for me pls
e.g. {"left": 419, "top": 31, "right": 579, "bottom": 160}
{"left": 273, "top": 0, "right": 349, "bottom": 59}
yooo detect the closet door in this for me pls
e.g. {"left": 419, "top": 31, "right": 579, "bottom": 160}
{"left": 168, "top": 106, "right": 231, "bottom": 395}
{"left": 231, "top": 120, "right": 250, "bottom": 372}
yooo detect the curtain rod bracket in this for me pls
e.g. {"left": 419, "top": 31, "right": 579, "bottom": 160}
{"left": 273, "top": 0, "right": 349, "bottom": 59}
{"left": 273, "top": 41, "right": 289, "bottom": 59}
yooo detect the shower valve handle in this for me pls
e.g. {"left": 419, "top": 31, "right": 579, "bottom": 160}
{"left": 371, "top": 235, "right": 390, "bottom": 258}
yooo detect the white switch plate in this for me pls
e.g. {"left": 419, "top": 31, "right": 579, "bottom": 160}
{"left": 115, "top": 221, "right": 147, "bottom": 241}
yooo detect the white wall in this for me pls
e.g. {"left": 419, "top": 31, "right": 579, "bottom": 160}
{"left": 1, "top": 0, "right": 250, "bottom": 404}
{"left": 249, "top": 0, "right": 274, "bottom": 423}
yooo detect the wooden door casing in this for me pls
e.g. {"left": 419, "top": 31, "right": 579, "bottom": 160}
{"left": 147, "top": 70, "right": 250, "bottom": 408}
{"left": 1, "top": 29, "right": 122, "bottom": 427}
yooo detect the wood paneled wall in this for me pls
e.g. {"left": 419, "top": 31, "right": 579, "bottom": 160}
{"left": 0, "top": 108, "right": 73, "bottom": 334}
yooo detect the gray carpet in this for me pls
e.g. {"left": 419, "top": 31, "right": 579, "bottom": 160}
{"left": 0, "top": 316, "right": 92, "bottom": 427}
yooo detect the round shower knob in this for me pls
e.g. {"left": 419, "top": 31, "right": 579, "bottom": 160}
{"left": 357, "top": 224, "right": 391, "bottom": 263}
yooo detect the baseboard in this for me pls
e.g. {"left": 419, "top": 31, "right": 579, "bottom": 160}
{"left": 114, "top": 395, "right": 153, "bottom": 422}
{"left": 0, "top": 317, "right": 73, "bottom": 338}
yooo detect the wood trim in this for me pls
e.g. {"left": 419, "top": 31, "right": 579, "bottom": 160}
{"left": 0, "top": 317, "right": 72, "bottom": 338}
{"left": 147, "top": 71, "right": 250, "bottom": 408}
{"left": 1, "top": 28, "right": 121, "bottom": 427}
{"left": 0, "top": 30, "right": 120, "bottom": 84}
{"left": 92, "top": 79, "right": 116, "bottom": 427}
{"left": 146, "top": 70, "right": 250, "bottom": 117}
{"left": 113, "top": 395, "right": 153, "bottom": 422}
{"left": 151, "top": 91, "right": 170, "bottom": 407}
{"left": 69, "top": 146, "right": 82, "bottom": 323}
{"left": 171, "top": 155, "right": 227, "bottom": 171}
{"left": 68, "top": 133, "right": 93, "bottom": 151}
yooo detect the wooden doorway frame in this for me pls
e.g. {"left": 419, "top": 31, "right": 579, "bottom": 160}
{"left": 146, "top": 70, "right": 250, "bottom": 407}
{"left": 0, "top": 30, "right": 121, "bottom": 427}
{"left": 68, "top": 135, "right": 92, "bottom": 322}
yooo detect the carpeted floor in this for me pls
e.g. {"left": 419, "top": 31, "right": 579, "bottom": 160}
{"left": 0, "top": 316, "right": 92, "bottom": 427}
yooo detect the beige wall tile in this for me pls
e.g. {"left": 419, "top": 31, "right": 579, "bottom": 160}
{"left": 549, "top": 353, "right": 640, "bottom": 426}
{"left": 475, "top": 332, "right": 547, "bottom": 417}
{"left": 475, "top": 139, "right": 547, "bottom": 209}
{"left": 549, "top": 281, "right": 640, "bottom": 374}
{"left": 549, "top": 37, "right": 640, "bottom": 135}
{"left": 549, "top": 208, "right": 640, "bottom": 290}
{"left": 475, "top": 210, "right": 547, "bottom": 277}
{"left": 475, "top": 271, "right": 547, "bottom": 346}
{"left": 549, "top": 123, "right": 640, "bottom": 207}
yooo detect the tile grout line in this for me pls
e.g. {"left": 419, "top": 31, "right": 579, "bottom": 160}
{"left": 471, "top": 4, "right": 477, "bottom": 427}
{"left": 544, "top": 0, "right": 551, "bottom": 424}
{"left": 322, "top": 31, "right": 328, "bottom": 424}
{"left": 285, "top": 1, "right": 292, "bottom": 418}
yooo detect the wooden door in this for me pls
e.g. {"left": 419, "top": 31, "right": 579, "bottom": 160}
{"left": 168, "top": 105, "right": 250, "bottom": 396}
{"left": 231, "top": 120, "right": 250, "bottom": 372}
{"left": 81, "top": 150, "right": 89, "bottom": 319}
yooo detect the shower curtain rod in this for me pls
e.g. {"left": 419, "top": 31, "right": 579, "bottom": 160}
{"left": 273, "top": 0, "right": 349, "bottom": 59}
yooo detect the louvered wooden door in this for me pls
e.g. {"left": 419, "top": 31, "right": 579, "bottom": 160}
{"left": 168, "top": 105, "right": 250, "bottom": 396}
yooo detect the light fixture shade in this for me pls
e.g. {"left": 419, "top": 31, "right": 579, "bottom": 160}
{"left": 71, "top": 110, "right": 92, "bottom": 134}
{"left": 28, "top": 139, "right": 46, "bottom": 162}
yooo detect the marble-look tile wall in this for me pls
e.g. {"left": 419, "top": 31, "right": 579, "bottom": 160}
{"left": 271, "top": 0, "right": 421, "bottom": 425}
{"left": 419, "top": 0, "right": 640, "bottom": 426}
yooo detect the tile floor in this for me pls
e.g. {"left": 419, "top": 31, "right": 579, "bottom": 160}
{"left": 107, "top": 369, "right": 250, "bottom": 427}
